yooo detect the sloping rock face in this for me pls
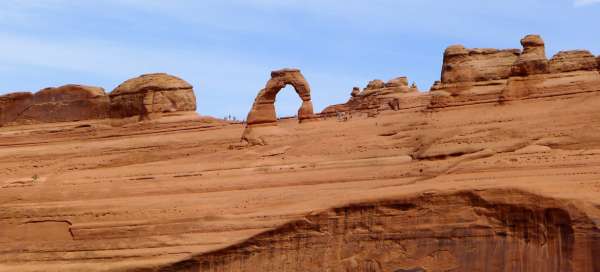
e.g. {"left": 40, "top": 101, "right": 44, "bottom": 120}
{"left": 430, "top": 34, "right": 600, "bottom": 107}
{"left": 110, "top": 73, "right": 196, "bottom": 119}
{"left": 322, "top": 76, "right": 427, "bottom": 116}
{"left": 0, "top": 85, "right": 109, "bottom": 126}
{"left": 155, "top": 190, "right": 598, "bottom": 272}
{"left": 245, "top": 68, "right": 314, "bottom": 126}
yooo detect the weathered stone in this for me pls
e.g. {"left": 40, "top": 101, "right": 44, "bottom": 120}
{"left": 350, "top": 87, "right": 361, "bottom": 97}
{"left": 321, "top": 76, "right": 428, "bottom": 116}
{"left": 385, "top": 77, "right": 409, "bottom": 88}
{"left": 441, "top": 45, "right": 520, "bottom": 84}
{"left": 109, "top": 73, "right": 196, "bottom": 119}
{"left": 244, "top": 68, "right": 314, "bottom": 127}
{"left": 549, "top": 50, "right": 598, "bottom": 73}
{"left": 511, "top": 34, "right": 549, "bottom": 76}
{"left": 0, "top": 85, "right": 110, "bottom": 126}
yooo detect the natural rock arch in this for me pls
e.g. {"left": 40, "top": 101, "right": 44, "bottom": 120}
{"left": 245, "top": 68, "right": 314, "bottom": 126}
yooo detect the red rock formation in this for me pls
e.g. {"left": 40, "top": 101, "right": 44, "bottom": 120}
{"left": 511, "top": 35, "right": 549, "bottom": 76}
{"left": 0, "top": 85, "right": 109, "bottom": 126}
{"left": 431, "top": 34, "right": 600, "bottom": 106}
{"left": 549, "top": 50, "right": 598, "bottom": 73}
{"left": 153, "top": 190, "right": 598, "bottom": 272}
{"left": 441, "top": 45, "right": 520, "bottom": 84}
{"left": 244, "top": 68, "right": 314, "bottom": 126}
{"left": 109, "top": 73, "right": 196, "bottom": 120}
{"left": 321, "top": 76, "right": 426, "bottom": 116}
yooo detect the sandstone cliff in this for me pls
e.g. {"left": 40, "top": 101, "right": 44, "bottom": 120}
{"left": 430, "top": 34, "right": 600, "bottom": 107}
{"left": 0, "top": 73, "right": 197, "bottom": 126}
{"left": 0, "top": 85, "right": 110, "bottom": 126}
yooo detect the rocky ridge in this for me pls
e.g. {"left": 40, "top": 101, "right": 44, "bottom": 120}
{"left": 0, "top": 73, "right": 197, "bottom": 126}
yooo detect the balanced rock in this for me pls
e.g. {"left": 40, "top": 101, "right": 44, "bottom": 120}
{"left": 109, "top": 73, "right": 196, "bottom": 119}
{"left": 549, "top": 50, "right": 598, "bottom": 73}
{"left": 0, "top": 85, "right": 110, "bottom": 126}
{"left": 511, "top": 34, "right": 549, "bottom": 76}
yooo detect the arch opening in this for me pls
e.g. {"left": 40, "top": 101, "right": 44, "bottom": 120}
{"left": 244, "top": 68, "right": 315, "bottom": 126}
{"left": 275, "top": 85, "right": 304, "bottom": 119}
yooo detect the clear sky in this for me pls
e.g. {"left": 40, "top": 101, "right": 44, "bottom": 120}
{"left": 1, "top": 0, "right": 599, "bottom": 119}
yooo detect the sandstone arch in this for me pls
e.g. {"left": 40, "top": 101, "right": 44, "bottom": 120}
{"left": 245, "top": 68, "right": 314, "bottom": 126}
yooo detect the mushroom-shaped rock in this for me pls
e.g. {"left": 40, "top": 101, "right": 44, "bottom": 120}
{"left": 109, "top": 73, "right": 196, "bottom": 119}
{"left": 549, "top": 50, "right": 598, "bottom": 73}
{"left": 245, "top": 68, "right": 314, "bottom": 126}
{"left": 511, "top": 35, "right": 549, "bottom": 76}
{"left": 365, "top": 79, "right": 385, "bottom": 90}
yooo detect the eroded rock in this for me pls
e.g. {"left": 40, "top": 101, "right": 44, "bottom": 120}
{"left": 511, "top": 34, "right": 549, "bottom": 76}
{"left": 0, "top": 85, "right": 110, "bottom": 126}
{"left": 322, "top": 76, "right": 427, "bottom": 116}
{"left": 109, "top": 73, "right": 196, "bottom": 120}
{"left": 549, "top": 50, "right": 598, "bottom": 73}
{"left": 244, "top": 68, "right": 314, "bottom": 127}
{"left": 441, "top": 45, "right": 520, "bottom": 84}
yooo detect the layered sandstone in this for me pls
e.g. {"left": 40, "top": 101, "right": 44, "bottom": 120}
{"left": 0, "top": 84, "right": 109, "bottom": 126}
{"left": 430, "top": 34, "right": 600, "bottom": 107}
{"left": 2, "top": 85, "right": 600, "bottom": 271}
{"left": 321, "top": 76, "right": 426, "bottom": 116}
{"left": 245, "top": 68, "right": 314, "bottom": 127}
{"left": 0, "top": 73, "right": 198, "bottom": 126}
{"left": 110, "top": 73, "right": 197, "bottom": 120}
{"left": 2, "top": 34, "right": 600, "bottom": 272}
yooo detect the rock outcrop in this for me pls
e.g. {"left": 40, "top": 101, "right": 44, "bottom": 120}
{"left": 244, "top": 68, "right": 314, "bottom": 126}
{"left": 430, "top": 34, "right": 600, "bottom": 107}
{"left": 549, "top": 50, "right": 598, "bottom": 73}
{"left": 109, "top": 73, "right": 196, "bottom": 120}
{"left": 441, "top": 45, "right": 520, "bottom": 84}
{"left": 321, "top": 76, "right": 427, "bottom": 116}
{"left": 1, "top": 73, "right": 198, "bottom": 126}
{"left": 0, "top": 85, "right": 110, "bottom": 126}
{"left": 511, "top": 35, "right": 549, "bottom": 76}
{"left": 155, "top": 190, "right": 598, "bottom": 272}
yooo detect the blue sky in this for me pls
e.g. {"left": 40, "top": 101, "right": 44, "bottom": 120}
{"left": 0, "top": 0, "right": 599, "bottom": 119}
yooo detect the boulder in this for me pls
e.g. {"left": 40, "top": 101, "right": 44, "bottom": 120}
{"left": 441, "top": 45, "right": 520, "bottom": 84}
{"left": 109, "top": 73, "right": 196, "bottom": 119}
{"left": 0, "top": 85, "right": 110, "bottom": 126}
{"left": 549, "top": 50, "right": 597, "bottom": 73}
{"left": 511, "top": 35, "right": 549, "bottom": 76}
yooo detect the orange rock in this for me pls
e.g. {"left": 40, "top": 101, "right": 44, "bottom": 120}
{"left": 549, "top": 50, "right": 598, "bottom": 73}
{"left": 245, "top": 68, "right": 314, "bottom": 126}
{"left": 511, "top": 34, "right": 549, "bottom": 76}
{"left": 0, "top": 85, "right": 109, "bottom": 126}
{"left": 109, "top": 73, "right": 196, "bottom": 120}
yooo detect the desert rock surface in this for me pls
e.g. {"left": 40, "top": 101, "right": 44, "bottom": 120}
{"left": 0, "top": 35, "right": 599, "bottom": 272}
